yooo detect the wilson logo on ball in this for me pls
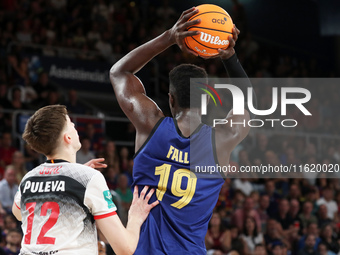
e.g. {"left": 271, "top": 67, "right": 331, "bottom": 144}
{"left": 200, "top": 32, "right": 229, "bottom": 46}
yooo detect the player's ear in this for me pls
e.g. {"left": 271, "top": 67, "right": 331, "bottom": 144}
{"left": 63, "top": 132, "right": 72, "bottom": 145}
{"left": 168, "top": 93, "right": 175, "bottom": 108}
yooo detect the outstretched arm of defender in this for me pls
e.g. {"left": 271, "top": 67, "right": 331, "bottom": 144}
{"left": 109, "top": 7, "right": 200, "bottom": 150}
{"left": 97, "top": 186, "right": 159, "bottom": 255}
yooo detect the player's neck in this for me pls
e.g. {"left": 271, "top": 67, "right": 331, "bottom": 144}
{"left": 174, "top": 108, "right": 201, "bottom": 122}
{"left": 46, "top": 149, "right": 77, "bottom": 163}
{"left": 174, "top": 109, "right": 201, "bottom": 137}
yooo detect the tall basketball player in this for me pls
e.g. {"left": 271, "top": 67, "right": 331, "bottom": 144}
{"left": 110, "top": 7, "right": 252, "bottom": 255}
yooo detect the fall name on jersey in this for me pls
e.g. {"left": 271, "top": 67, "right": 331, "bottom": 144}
{"left": 23, "top": 180, "right": 65, "bottom": 193}
{"left": 166, "top": 145, "right": 189, "bottom": 164}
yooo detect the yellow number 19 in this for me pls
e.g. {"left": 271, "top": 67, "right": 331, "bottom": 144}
{"left": 155, "top": 164, "right": 197, "bottom": 209}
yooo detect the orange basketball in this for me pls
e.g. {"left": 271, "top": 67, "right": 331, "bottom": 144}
{"left": 185, "top": 4, "right": 233, "bottom": 57}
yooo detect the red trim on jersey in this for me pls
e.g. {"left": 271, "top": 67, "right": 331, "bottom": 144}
{"left": 15, "top": 202, "right": 20, "bottom": 210}
{"left": 93, "top": 211, "right": 117, "bottom": 220}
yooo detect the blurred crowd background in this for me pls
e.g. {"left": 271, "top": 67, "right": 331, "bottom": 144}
{"left": 0, "top": 0, "right": 340, "bottom": 255}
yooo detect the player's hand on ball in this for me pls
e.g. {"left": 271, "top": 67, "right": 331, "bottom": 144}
{"left": 200, "top": 24, "right": 240, "bottom": 60}
{"left": 169, "top": 7, "right": 201, "bottom": 56}
{"left": 217, "top": 25, "right": 240, "bottom": 60}
{"left": 129, "top": 185, "right": 159, "bottom": 225}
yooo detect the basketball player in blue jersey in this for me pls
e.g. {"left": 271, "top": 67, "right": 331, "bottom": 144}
{"left": 110, "top": 7, "right": 252, "bottom": 255}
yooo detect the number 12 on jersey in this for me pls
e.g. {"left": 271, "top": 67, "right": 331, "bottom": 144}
{"left": 155, "top": 164, "right": 197, "bottom": 209}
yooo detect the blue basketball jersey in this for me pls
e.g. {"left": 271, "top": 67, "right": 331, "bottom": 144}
{"left": 132, "top": 117, "right": 225, "bottom": 254}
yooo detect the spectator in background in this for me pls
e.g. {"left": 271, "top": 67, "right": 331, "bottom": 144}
{"left": 73, "top": 27, "right": 86, "bottom": 48}
{"left": 7, "top": 55, "right": 29, "bottom": 87}
{"left": 95, "top": 32, "right": 112, "bottom": 60}
{"left": 288, "top": 184, "right": 303, "bottom": 202}
{"left": 123, "top": 159, "right": 134, "bottom": 187}
{"left": 103, "top": 164, "right": 118, "bottom": 191}
{"left": 240, "top": 216, "right": 264, "bottom": 254}
{"left": 16, "top": 19, "right": 32, "bottom": 43}
{"left": 92, "top": 0, "right": 114, "bottom": 21}
{"left": 299, "top": 201, "right": 318, "bottom": 234}
{"left": 298, "top": 223, "right": 321, "bottom": 251}
{"left": 316, "top": 187, "right": 338, "bottom": 220}
{"left": 0, "top": 133, "right": 16, "bottom": 173}
{"left": 84, "top": 123, "right": 103, "bottom": 152}
{"left": 119, "top": 147, "right": 129, "bottom": 173}
{"left": 33, "top": 72, "right": 55, "bottom": 103}
{"left": 23, "top": 144, "right": 40, "bottom": 170}
{"left": 318, "top": 242, "right": 336, "bottom": 255}
{"left": 9, "top": 151, "right": 27, "bottom": 184}
{"left": 115, "top": 174, "right": 133, "bottom": 225}
{"left": 0, "top": 166, "right": 18, "bottom": 214}
{"left": 226, "top": 225, "right": 245, "bottom": 255}
{"left": 264, "top": 219, "right": 288, "bottom": 252}
{"left": 76, "top": 137, "right": 95, "bottom": 164}
{"left": 289, "top": 199, "right": 301, "bottom": 223}
{"left": 274, "top": 199, "right": 294, "bottom": 232}
{"left": 3, "top": 228, "right": 21, "bottom": 255}
{"left": 205, "top": 212, "right": 229, "bottom": 253}
{"left": 306, "top": 186, "right": 320, "bottom": 214}
{"left": 319, "top": 225, "right": 339, "bottom": 254}
{"left": 103, "top": 141, "right": 119, "bottom": 167}
{"left": 250, "top": 191, "right": 260, "bottom": 208}
{"left": 257, "top": 194, "right": 270, "bottom": 233}
{"left": 317, "top": 204, "right": 332, "bottom": 228}
{"left": 298, "top": 234, "right": 318, "bottom": 255}
{"left": 271, "top": 244, "right": 285, "bottom": 255}
{"left": 87, "top": 23, "right": 101, "bottom": 43}
{"left": 263, "top": 180, "right": 281, "bottom": 217}
{"left": 231, "top": 197, "right": 261, "bottom": 232}
{"left": 1, "top": 214, "right": 18, "bottom": 244}
{"left": 232, "top": 189, "right": 246, "bottom": 210}
{"left": 335, "top": 191, "right": 340, "bottom": 219}
{"left": 254, "top": 244, "right": 267, "bottom": 255}
{"left": 6, "top": 87, "right": 28, "bottom": 111}
{"left": 65, "top": 89, "right": 87, "bottom": 115}
{"left": 40, "top": 87, "right": 62, "bottom": 107}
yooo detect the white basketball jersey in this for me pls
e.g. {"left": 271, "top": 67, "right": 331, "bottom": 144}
{"left": 14, "top": 161, "right": 117, "bottom": 255}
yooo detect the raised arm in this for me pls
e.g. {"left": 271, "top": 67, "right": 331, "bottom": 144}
{"left": 109, "top": 7, "right": 200, "bottom": 151}
{"left": 213, "top": 27, "right": 254, "bottom": 164}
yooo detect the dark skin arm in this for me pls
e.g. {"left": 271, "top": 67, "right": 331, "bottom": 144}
{"left": 110, "top": 7, "right": 249, "bottom": 160}
{"left": 200, "top": 26, "right": 250, "bottom": 166}
{"left": 110, "top": 7, "right": 200, "bottom": 152}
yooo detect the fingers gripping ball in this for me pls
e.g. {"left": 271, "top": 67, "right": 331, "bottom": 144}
{"left": 185, "top": 4, "right": 233, "bottom": 57}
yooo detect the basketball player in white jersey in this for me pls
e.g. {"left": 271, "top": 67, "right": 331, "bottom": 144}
{"left": 12, "top": 104, "right": 159, "bottom": 255}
